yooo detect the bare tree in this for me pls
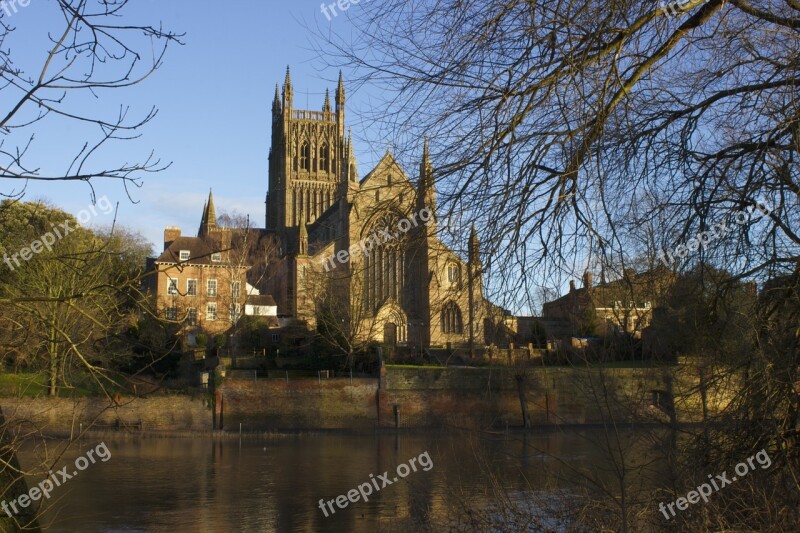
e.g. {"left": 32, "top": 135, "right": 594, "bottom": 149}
{"left": 1, "top": 0, "right": 182, "bottom": 200}
{"left": 312, "top": 1, "right": 800, "bottom": 529}
{"left": 314, "top": 0, "right": 798, "bottom": 301}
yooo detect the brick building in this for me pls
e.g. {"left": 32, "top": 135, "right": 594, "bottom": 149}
{"left": 150, "top": 192, "right": 250, "bottom": 338}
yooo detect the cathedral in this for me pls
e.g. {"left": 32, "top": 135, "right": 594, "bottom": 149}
{"left": 262, "top": 68, "right": 493, "bottom": 349}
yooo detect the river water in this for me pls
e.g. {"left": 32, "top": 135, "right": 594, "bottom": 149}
{"left": 17, "top": 429, "right": 668, "bottom": 532}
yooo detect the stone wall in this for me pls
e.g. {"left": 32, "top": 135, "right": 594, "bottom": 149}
{"left": 0, "top": 394, "right": 211, "bottom": 434}
{"left": 220, "top": 377, "right": 377, "bottom": 430}
{"left": 377, "top": 365, "right": 674, "bottom": 428}
{"left": 217, "top": 365, "right": 703, "bottom": 430}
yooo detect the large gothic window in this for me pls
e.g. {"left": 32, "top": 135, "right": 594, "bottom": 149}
{"left": 363, "top": 213, "right": 406, "bottom": 312}
{"left": 300, "top": 141, "right": 310, "bottom": 171}
{"left": 319, "top": 143, "right": 328, "bottom": 173}
{"left": 441, "top": 301, "right": 463, "bottom": 334}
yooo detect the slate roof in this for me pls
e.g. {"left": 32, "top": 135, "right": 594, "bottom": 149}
{"left": 155, "top": 236, "right": 245, "bottom": 267}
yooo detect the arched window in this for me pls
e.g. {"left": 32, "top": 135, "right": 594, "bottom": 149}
{"left": 319, "top": 143, "right": 328, "bottom": 173}
{"left": 447, "top": 263, "right": 460, "bottom": 285}
{"left": 441, "top": 301, "right": 463, "bottom": 334}
{"left": 300, "top": 141, "right": 310, "bottom": 171}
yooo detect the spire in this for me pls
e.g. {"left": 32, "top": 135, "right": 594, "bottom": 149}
{"left": 323, "top": 88, "right": 332, "bottom": 113}
{"left": 469, "top": 225, "right": 480, "bottom": 263}
{"left": 199, "top": 189, "right": 217, "bottom": 237}
{"left": 199, "top": 200, "right": 208, "bottom": 235}
{"left": 272, "top": 83, "right": 281, "bottom": 114}
{"left": 206, "top": 189, "right": 216, "bottom": 226}
{"left": 282, "top": 65, "right": 293, "bottom": 107}
{"left": 336, "top": 70, "right": 345, "bottom": 111}
{"left": 417, "top": 137, "right": 436, "bottom": 215}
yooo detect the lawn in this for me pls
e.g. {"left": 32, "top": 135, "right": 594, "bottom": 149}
{"left": 0, "top": 372, "right": 126, "bottom": 398}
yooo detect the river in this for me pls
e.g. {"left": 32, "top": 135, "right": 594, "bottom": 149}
{"left": 17, "top": 428, "right": 668, "bottom": 532}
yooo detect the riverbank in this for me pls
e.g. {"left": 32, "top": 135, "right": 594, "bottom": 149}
{"left": 0, "top": 359, "right": 737, "bottom": 433}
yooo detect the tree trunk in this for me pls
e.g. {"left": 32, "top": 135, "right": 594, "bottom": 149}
{"left": 48, "top": 327, "right": 58, "bottom": 397}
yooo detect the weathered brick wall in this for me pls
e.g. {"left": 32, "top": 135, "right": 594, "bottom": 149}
{"left": 377, "top": 366, "right": 672, "bottom": 428}
{"left": 220, "top": 366, "right": 676, "bottom": 430}
{"left": 221, "top": 378, "right": 377, "bottom": 430}
{"left": 0, "top": 395, "right": 211, "bottom": 433}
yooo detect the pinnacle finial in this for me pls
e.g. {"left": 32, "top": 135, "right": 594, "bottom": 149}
{"left": 282, "top": 66, "right": 293, "bottom": 104}
{"left": 323, "top": 88, "right": 332, "bottom": 112}
{"left": 272, "top": 84, "right": 282, "bottom": 113}
{"left": 336, "top": 70, "right": 345, "bottom": 108}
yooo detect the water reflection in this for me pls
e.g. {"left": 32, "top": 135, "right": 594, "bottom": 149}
{"left": 17, "top": 429, "right": 669, "bottom": 532}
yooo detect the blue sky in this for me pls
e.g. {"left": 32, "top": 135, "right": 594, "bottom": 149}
{"left": 3, "top": 0, "right": 389, "bottom": 253}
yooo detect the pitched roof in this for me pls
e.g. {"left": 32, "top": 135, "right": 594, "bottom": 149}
{"left": 359, "top": 150, "right": 409, "bottom": 187}
{"left": 155, "top": 236, "right": 245, "bottom": 267}
{"left": 247, "top": 294, "right": 277, "bottom": 306}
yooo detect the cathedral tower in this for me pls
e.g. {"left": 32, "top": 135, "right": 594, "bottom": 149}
{"left": 266, "top": 67, "right": 354, "bottom": 253}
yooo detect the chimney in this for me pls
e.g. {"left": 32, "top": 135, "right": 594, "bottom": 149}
{"left": 583, "top": 271, "right": 593, "bottom": 289}
{"left": 164, "top": 226, "right": 181, "bottom": 251}
{"left": 569, "top": 280, "right": 576, "bottom": 292}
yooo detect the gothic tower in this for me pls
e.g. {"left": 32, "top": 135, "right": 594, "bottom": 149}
{"left": 266, "top": 67, "right": 353, "bottom": 253}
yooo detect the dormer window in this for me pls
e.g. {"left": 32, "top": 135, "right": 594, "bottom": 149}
{"left": 211, "top": 252, "right": 222, "bottom": 262}
{"left": 179, "top": 250, "right": 190, "bottom": 261}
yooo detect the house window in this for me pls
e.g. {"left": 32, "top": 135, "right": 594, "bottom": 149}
{"left": 187, "top": 308, "right": 197, "bottom": 326}
{"left": 441, "top": 301, "right": 463, "bottom": 334}
{"left": 375, "top": 190, "right": 380, "bottom": 201}
{"left": 211, "top": 252, "right": 222, "bottom": 262}
{"left": 629, "top": 301, "right": 635, "bottom": 309}
{"left": 229, "top": 303, "right": 241, "bottom": 322}
{"left": 645, "top": 301, "right": 652, "bottom": 309}
{"left": 187, "top": 279, "right": 197, "bottom": 296}
{"left": 272, "top": 334, "right": 279, "bottom": 342}
{"left": 231, "top": 281, "right": 241, "bottom": 299}
{"left": 165, "top": 307, "right": 177, "bottom": 320}
{"left": 167, "top": 279, "right": 178, "bottom": 295}
{"left": 207, "top": 279, "right": 217, "bottom": 297}
{"left": 206, "top": 303, "right": 217, "bottom": 321}
{"left": 179, "top": 250, "right": 190, "bottom": 261}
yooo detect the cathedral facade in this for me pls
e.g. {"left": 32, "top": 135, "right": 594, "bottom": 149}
{"left": 263, "top": 68, "right": 490, "bottom": 349}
